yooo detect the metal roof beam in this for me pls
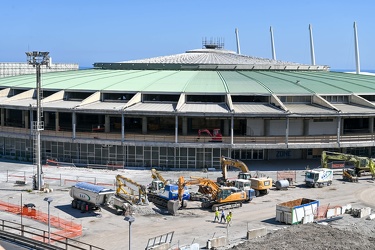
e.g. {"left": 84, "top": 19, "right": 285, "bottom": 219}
{"left": 350, "top": 94, "right": 375, "bottom": 108}
{"left": 312, "top": 94, "right": 340, "bottom": 112}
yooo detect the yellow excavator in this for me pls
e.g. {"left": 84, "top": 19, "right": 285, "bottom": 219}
{"left": 176, "top": 176, "right": 248, "bottom": 212}
{"left": 219, "top": 156, "right": 272, "bottom": 196}
{"left": 110, "top": 174, "right": 149, "bottom": 214}
{"left": 321, "top": 151, "right": 375, "bottom": 181}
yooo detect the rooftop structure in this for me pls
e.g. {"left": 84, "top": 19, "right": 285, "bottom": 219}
{"left": 0, "top": 46, "right": 374, "bottom": 169}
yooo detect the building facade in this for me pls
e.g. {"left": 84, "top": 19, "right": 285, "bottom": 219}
{"left": 0, "top": 46, "right": 375, "bottom": 169}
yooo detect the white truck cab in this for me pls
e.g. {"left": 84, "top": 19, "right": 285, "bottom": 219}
{"left": 305, "top": 168, "right": 333, "bottom": 188}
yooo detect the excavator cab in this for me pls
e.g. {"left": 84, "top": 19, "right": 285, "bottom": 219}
{"left": 238, "top": 172, "right": 252, "bottom": 180}
{"left": 149, "top": 180, "right": 165, "bottom": 192}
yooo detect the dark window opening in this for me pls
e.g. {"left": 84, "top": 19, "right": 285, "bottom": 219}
{"left": 102, "top": 93, "right": 135, "bottom": 102}
{"left": 143, "top": 94, "right": 180, "bottom": 102}
{"left": 64, "top": 92, "right": 94, "bottom": 101}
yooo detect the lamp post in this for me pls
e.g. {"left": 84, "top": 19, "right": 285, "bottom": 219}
{"left": 43, "top": 197, "right": 53, "bottom": 244}
{"left": 124, "top": 215, "right": 135, "bottom": 250}
{"left": 26, "top": 51, "right": 50, "bottom": 191}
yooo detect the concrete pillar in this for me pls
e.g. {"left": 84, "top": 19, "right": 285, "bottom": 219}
{"left": 44, "top": 112, "right": 50, "bottom": 128}
{"left": 285, "top": 118, "right": 289, "bottom": 145}
{"left": 105, "top": 115, "right": 110, "bottom": 133}
{"left": 24, "top": 110, "right": 29, "bottom": 129}
{"left": 29, "top": 109, "right": 33, "bottom": 135}
{"left": 223, "top": 119, "right": 230, "bottom": 136}
{"left": 175, "top": 115, "right": 178, "bottom": 143}
{"left": 303, "top": 119, "right": 310, "bottom": 136}
{"left": 72, "top": 112, "right": 76, "bottom": 139}
{"left": 231, "top": 116, "right": 234, "bottom": 144}
{"left": 121, "top": 112, "right": 125, "bottom": 143}
{"left": 0, "top": 108, "right": 4, "bottom": 126}
{"left": 5, "top": 109, "right": 9, "bottom": 125}
{"left": 22, "top": 110, "right": 25, "bottom": 128}
{"left": 142, "top": 117, "right": 147, "bottom": 134}
{"left": 337, "top": 117, "right": 342, "bottom": 145}
{"left": 55, "top": 112, "right": 59, "bottom": 131}
{"left": 369, "top": 117, "right": 374, "bottom": 133}
{"left": 182, "top": 117, "right": 187, "bottom": 136}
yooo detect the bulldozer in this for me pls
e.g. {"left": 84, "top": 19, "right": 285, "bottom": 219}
{"left": 219, "top": 156, "right": 272, "bottom": 196}
{"left": 197, "top": 128, "right": 222, "bottom": 142}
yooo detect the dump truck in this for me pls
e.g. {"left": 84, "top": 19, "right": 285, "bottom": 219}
{"left": 305, "top": 168, "right": 333, "bottom": 188}
{"left": 70, "top": 182, "right": 115, "bottom": 211}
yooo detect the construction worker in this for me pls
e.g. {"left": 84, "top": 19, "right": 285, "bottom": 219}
{"left": 226, "top": 211, "right": 232, "bottom": 227}
{"left": 213, "top": 208, "right": 219, "bottom": 222}
{"left": 220, "top": 209, "right": 226, "bottom": 223}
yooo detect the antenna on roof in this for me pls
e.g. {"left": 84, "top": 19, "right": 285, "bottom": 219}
{"left": 353, "top": 21, "right": 361, "bottom": 74}
{"left": 309, "top": 24, "right": 316, "bottom": 66}
{"left": 235, "top": 28, "right": 241, "bottom": 55}
{"left": 270, "top": 26, "right": 276, "bottom": 60}
{"left": 202, "top": 37, "right": 224, "bottom": 49}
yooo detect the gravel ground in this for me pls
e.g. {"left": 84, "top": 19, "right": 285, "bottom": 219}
{"left": 1, "top": 159, "right": 375, "bottom": 250}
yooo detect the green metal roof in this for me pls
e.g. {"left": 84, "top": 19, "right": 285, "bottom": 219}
{"left": 1, "top": 69, "right": 375, "bottom": 96}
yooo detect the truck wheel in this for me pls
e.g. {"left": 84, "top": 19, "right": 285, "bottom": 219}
{"left": 255, "top": 190, "right": 260, "bottom": 197}
{"left": 72, "top": 200, "right": 77, "bottom": 209}
{"left": 313, "top": 183, "right": 319, "bottom": 188}
{"left": 81, "top": 202, "right": 86, "bottom": 212}
{"left": 327, "top": 181, "right": 332, "bottom": 186}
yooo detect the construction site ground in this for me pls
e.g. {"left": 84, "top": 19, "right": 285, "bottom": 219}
{"left": 1, "top": 159, "right": 375, "bottom": 250}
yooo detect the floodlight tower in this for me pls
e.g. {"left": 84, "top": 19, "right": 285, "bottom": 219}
{"left": 26, "top": 51, "right": 50, "bottom": 191}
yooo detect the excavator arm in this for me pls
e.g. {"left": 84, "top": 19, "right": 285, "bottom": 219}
{"left": 220, "top": 156, "right": 250, "bottom": 180}
{"left": 115, "top": 174, "right": 148, "bottom": 204}
{"left": 151, "top": 168, "right": 167, "bottom": 184}
{"left": 322, "top": 151, "right": 375, "bottom": 178}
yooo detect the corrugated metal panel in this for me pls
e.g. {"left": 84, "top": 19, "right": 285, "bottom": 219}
{"left": 266, "top": 71, "right": 350, "bottom": 95}
{"left": 125, "top": 103, "right": 176, "bottom": 112}
{"left": 334, "top": 103, "right": 375, "bottom": 113}
{"left": 285, "top": 104, "right": 337, "bottom": 114}
{"left": 309, "top": 118, "right": 337, "bottom": 135}
{"left": 302, "top": 71, "right": 375, "bottom": 94}
{"left": 178, "top": 103, "right": 229, "bottom": 113}
{"left": 233, "top": 104, "right": 284, "bottom": 114}
{"left": 77, "top": 101, "right": 125, "bottom": 111}
{"left": 142, "top": 71, "right": 198, "bottom": 93}
{"left": 42, "top": 100, "right": 81, "bottom": 109}
{"left": 220, "top": 71, "right": 270, "bottom": 94}
{"left": 184, "top": 72, "right": 226, "bottom": 93}
{"left": 241, "top": 72, "right": 313, "bottom": 95}
{"left": 4, "top": 98, "right": 35, "bottom": 107}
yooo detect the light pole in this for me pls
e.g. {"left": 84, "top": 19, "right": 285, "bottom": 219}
{"left": 26, "top": 51, "right": 50, "bottom": 191}
{"left": 44, "top": 197, "right": 53, "bottom": 244}
{"left": 124, "top": 215, "right": 135, "bottom": 250}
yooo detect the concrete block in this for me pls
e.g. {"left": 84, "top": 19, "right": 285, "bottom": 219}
{"left": 326, "top": 208, "right": 336, "bottom": 218}
{"left": 148, "top": 242, "right": 170, "bottom": 250}
{"left": 207, "top": 236, "right": 227, "bottom": 249}
{"left": 247, "top": 227, "right": 267, "bottom": 239}
{"left": 359, "top": 207, "right": 372, "bottom": 218}
{"left": 367, "top": 214, "right": 375, "bottom": 220}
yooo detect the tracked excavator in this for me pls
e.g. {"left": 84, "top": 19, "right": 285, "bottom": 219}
{"left": 219, "top": 156, "right": 272, "bottom": 196}
{"left": 110, "top": 174, "right": 148, "bottom": 214}
{"left": 321, "top": 151, "right": 375, "bottom": 181}
{"left": 175, "top": 176, "right": 248, "bottom": 213}
{"left": 197, "top": 128, "right": 222, "bottom": 142}
{"left": 147, "top": 168, "right": 190, "bottom": 214}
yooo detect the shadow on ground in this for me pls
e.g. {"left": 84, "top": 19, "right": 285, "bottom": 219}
{"left": 55, "top": 204, "right": 102, "bottom": 218}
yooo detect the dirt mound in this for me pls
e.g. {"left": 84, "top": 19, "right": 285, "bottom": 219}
{"left": 229, "top": 223, "right": 375, "bottom": 250}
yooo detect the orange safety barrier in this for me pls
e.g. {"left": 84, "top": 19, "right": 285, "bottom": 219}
{"left": 0, "top": 200, "right": 82, "bottom": 243}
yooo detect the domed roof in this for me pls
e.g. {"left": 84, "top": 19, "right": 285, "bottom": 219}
{"left": 94, "top": 46, "right": 327, "bottom": 71}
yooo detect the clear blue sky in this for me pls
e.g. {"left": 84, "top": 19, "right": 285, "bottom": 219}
{"left": 1, "top": 1, "right": 374, "bottom": 70}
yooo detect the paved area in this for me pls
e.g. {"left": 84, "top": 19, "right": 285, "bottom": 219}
{"left": 1, "top": 159, "right": 374, "bottom": 249}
